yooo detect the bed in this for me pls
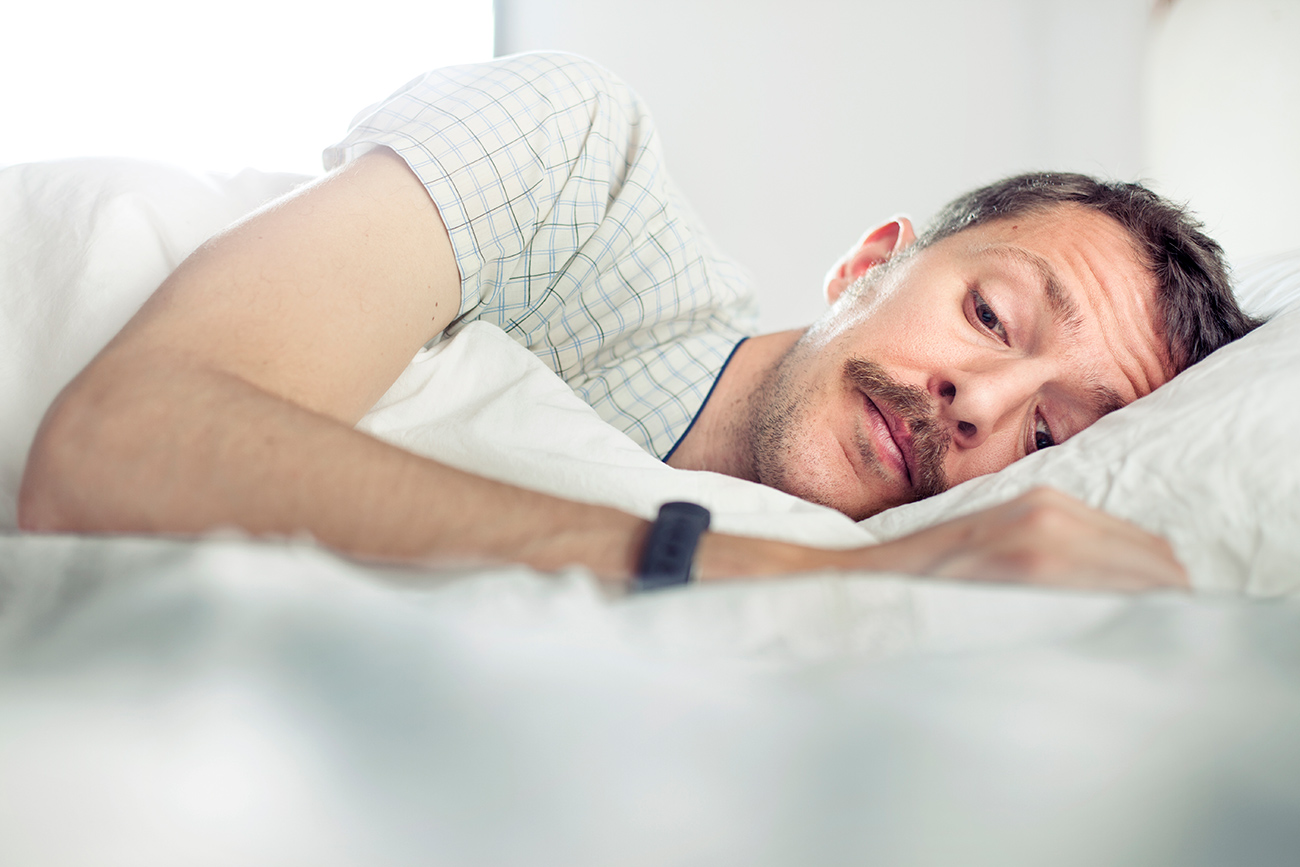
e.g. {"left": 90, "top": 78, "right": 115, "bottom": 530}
{"left": 3, "top": 154, "right": 1300, "bottom": 863}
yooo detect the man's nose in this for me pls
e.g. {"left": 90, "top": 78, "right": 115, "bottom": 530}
{"left": 928, "top": 364, "right": 1039, "bottom": 448}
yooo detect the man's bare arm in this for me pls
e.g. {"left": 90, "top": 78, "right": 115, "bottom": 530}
{"left": 17, "top": 149, "right": 1186, "bottom": 590}
{"left": 18, "top": 149, "right": 647, "bottom": 574}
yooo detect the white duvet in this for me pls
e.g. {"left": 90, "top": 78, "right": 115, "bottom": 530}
{"left": 2, "top": 159, "right": 1300, "bottom": 866}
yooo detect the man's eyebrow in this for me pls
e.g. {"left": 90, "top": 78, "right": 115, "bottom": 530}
{"left": 1087, "top": 380, "right": 1126, "bottom": 418}
{"left": 981, "top": 245, "right": 1083, "bottom": 333}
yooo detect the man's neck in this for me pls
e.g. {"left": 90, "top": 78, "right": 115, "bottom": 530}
{"left": 666, "top": 329, "right": 804, "bottom": 478}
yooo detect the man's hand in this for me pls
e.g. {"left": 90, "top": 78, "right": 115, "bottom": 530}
{"left": 879, "top": 487, "right": 1188, "bottom": 590}
{"left": 699, "top": 487, "right": 1188, "bottom": 592}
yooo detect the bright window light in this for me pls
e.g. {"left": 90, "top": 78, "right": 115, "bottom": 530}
{"left": 2, "top": 1, "right": 494, "bottom": 174}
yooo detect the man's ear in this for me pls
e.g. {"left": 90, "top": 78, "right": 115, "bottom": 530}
{"left": 823, "top": 216, "right": 916, "bottom": 304}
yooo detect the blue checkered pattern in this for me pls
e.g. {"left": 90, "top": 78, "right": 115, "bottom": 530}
{"left": 324, "top": 52, "right": 757, "bottom": 458}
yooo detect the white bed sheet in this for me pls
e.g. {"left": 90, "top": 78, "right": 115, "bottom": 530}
{"left": 2, "top": 533, "right": 1299, "bottom": 866}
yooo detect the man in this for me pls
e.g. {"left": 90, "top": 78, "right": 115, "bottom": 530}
{"left": 17, "top": 54, "right": 1260, "bottom": 590}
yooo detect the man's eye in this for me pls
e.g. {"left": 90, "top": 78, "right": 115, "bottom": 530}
{"left": 972, "top": 292, "right": 1007, "bottom": 341}
{"left": 1033, "top": 414, "right": 1056, "bottom": 451}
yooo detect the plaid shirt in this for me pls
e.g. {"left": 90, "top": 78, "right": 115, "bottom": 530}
{"left": 324, "top": 52, "right": 756, "bottom": 458}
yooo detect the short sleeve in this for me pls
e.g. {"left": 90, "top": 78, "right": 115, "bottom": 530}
{"left": 324, "top": 53, "right": 641, "bottom": 325}
{"left": 324, "top": 52, "right": 757, "bottom": 458}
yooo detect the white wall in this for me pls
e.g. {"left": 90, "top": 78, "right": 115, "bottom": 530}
{"left": 1144, "top": 0, "right": 1300, "bottom": 263}
{"left": 496, "top": 0, "right": 1151, "bottom": 331}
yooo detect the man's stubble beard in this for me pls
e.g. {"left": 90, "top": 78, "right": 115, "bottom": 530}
{"left": 745, "top": 290, "right": 952, "bottom": 520}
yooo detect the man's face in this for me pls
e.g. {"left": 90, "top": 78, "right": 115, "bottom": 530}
{"left": 748, "top": 204, "right": 1172, "bottom": 520}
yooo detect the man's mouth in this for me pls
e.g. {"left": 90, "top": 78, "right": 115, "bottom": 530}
{"left": 843, "top": 357, "right": 951, "bottom": 501}
{"left": 862, "top": 393, "right": 916, "bottom": 487}
{"left": 868, "top": 395, "right": 920, "bottom": 486}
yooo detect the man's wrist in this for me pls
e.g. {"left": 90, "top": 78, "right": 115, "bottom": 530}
{"left": 693, "top": 532, "right": 854, "bottom": 580}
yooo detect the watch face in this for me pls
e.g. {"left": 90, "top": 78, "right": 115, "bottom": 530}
{"left": 634, "top": 502, "right": 711, "bottom": 591}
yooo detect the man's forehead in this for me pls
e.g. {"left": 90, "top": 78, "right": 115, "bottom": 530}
{"left": 941, "top": 206, "right": 1155, "bottom": 315}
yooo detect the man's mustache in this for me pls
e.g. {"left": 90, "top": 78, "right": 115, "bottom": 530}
{"left": 844, "top": 358, "right": 950, "bottom": 500}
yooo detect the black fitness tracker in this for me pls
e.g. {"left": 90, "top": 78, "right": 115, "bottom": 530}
{"left": 633, "top": 501, "right": 711, "bottom": 592}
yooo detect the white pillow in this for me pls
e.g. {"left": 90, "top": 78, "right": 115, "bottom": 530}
{"left": 1232, "top": 249, "right": 1300, "bottom": 318}
{"left": 860, "top": 251, "right": 1300, "bottom": 596}
{"left": 0, "top": 160, "right": 309, "bottom": 528}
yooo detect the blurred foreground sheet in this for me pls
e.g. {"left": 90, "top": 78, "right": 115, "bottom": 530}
{"left": 2, "top": 533, "right": 1299, "bottom": 867}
